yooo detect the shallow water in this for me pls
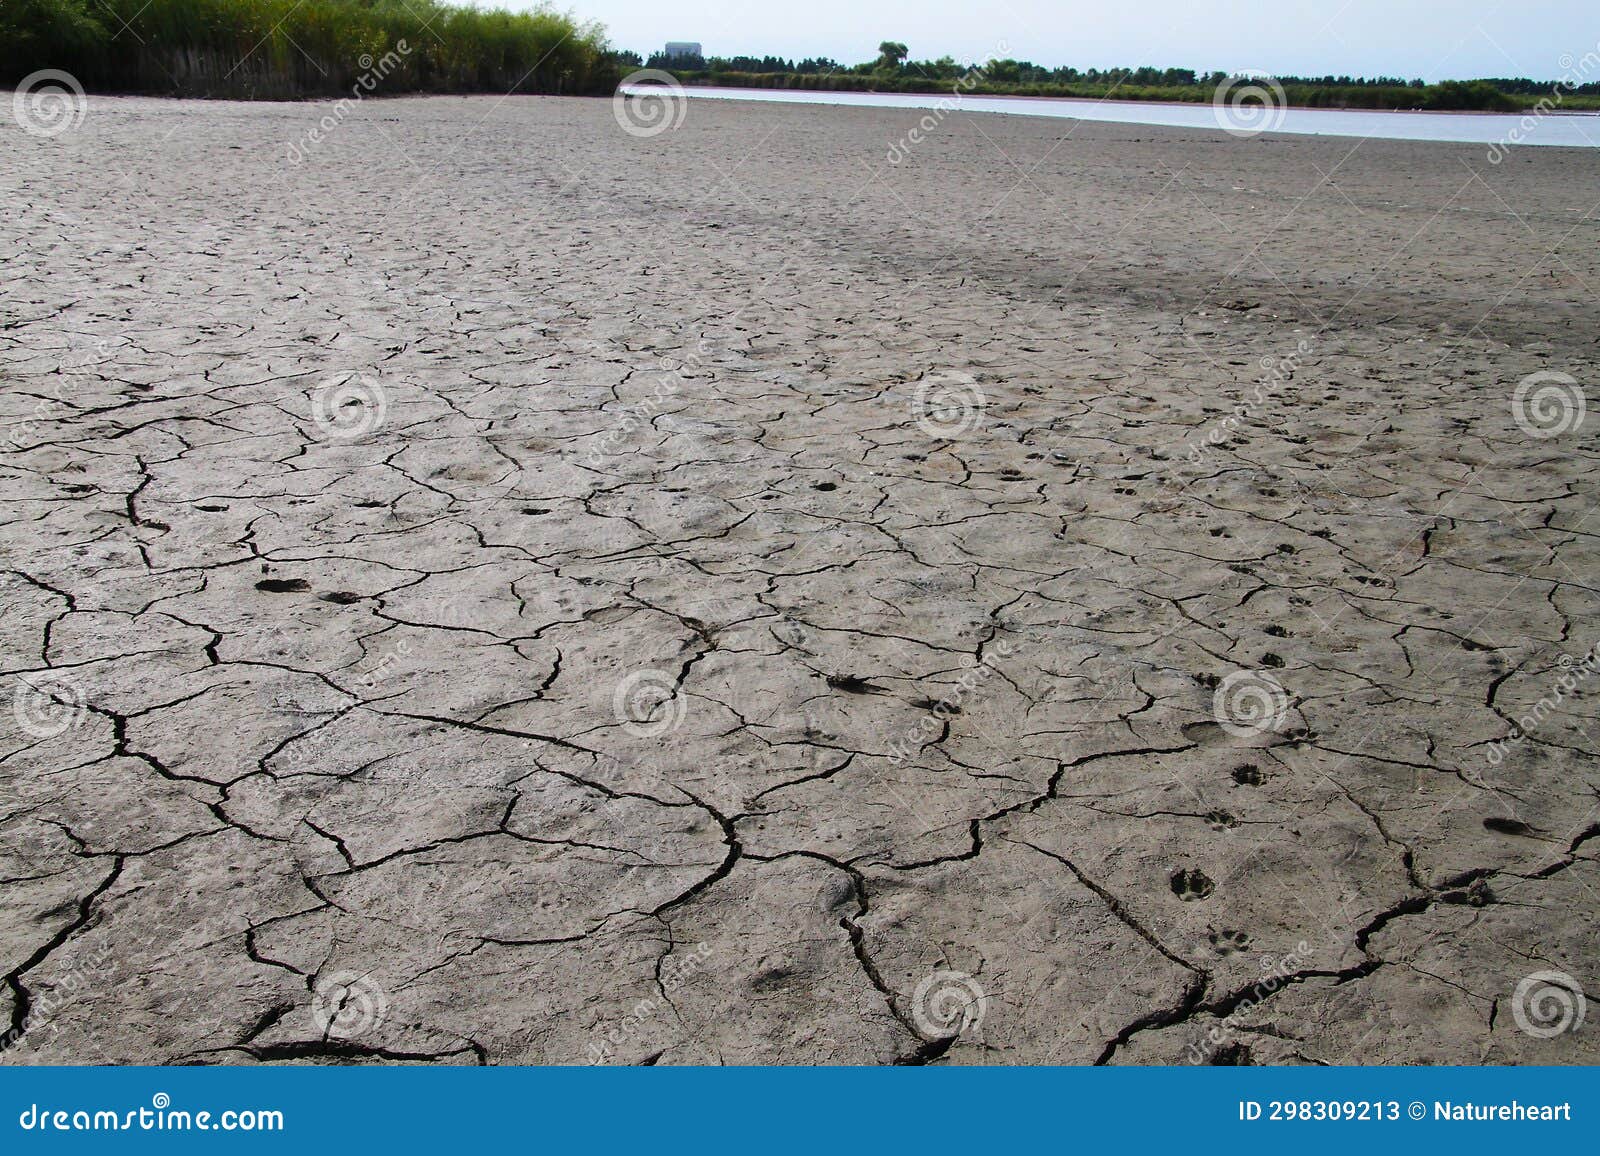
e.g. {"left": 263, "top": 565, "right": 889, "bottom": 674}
{"left": 641, "top": 84, "right": 1600, "bottom": 149}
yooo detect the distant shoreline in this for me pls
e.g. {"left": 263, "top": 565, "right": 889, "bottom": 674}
{"left": 656, "top": 70, "right": 1600, "bottom": 115}
{"left": 635, "top": 84, "right": 1600, "bottom": 148}
{"left": 672, "top": 81, "right": 1600, "bottom": 118}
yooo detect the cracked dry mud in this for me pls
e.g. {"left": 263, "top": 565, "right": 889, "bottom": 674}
{"left": 2, "top": 94, "right": 1598, "bottom": 1066}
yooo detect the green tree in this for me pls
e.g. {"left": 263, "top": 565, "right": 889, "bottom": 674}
{"left": 1, "top": 0, "right": 106, "bottom": 82}
{"left": 875, "top": 41, "right": 908, "bottom": 71}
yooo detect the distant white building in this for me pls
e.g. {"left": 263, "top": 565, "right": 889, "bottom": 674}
{"left": 663, "top": 42, "right": 702, "bottom": 60}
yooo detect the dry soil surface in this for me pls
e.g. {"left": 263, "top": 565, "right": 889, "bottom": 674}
{"left": 2, "top": 93, "right": 1598, "bottom": 1065}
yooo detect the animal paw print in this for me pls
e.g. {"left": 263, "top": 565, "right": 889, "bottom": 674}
{"left": 1231, "top": 764, "right": 1265, "bottom": 786}
{"left": 1170, "top": 867, "right": 1215, "bottom": 901}
{"left": 1208, "top": 928, "right": 1251, "bottom": 956}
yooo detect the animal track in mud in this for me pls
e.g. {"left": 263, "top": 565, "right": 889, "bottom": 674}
{"left": 256, "top": 578, "right": 310, "bottom": 594}
{"left": 1170, "top": 868, "right": 1216, "bottom": 901}
{"left": 1208, "top": 929, "right": 1251, "bottom": 956}
{"left": 1205, "top": 810, "right": 1239, "bottom": 830}
{"left": 1231, "top": 764, "right": 1265, "bottom": 786}
{"left": 826, "top": 674, "right": 888, "bottom": 695}
{"left": 1181, "top": 720, "right": 1232, "bottom": 744}
{"left": 1210, "top": 1042, "right": 1255, "bottom": 1065}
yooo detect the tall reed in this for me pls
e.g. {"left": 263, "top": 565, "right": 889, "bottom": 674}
{"left": 2, "top": 0, "right": 619, "bottom": 97}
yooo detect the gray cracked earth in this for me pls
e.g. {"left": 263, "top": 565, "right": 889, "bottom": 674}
{"left": 1, "top": 93, "right": 1598, "bottom": 1065}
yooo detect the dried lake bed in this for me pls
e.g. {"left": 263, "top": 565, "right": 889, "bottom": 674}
{"left": 1, "top": 93, "right": 1597, "bottom": 1064}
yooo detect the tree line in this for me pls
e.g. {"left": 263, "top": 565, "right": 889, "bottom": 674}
{"left": 2, "top": 0, "right": 621, "bottom": 97}
{"left": 626, "top": 42, "right": 1600, "bottom": 112}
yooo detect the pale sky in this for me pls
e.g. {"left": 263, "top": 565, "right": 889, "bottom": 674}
{"left": 540, "top": 0, "right": 1596, "bottom": 81}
